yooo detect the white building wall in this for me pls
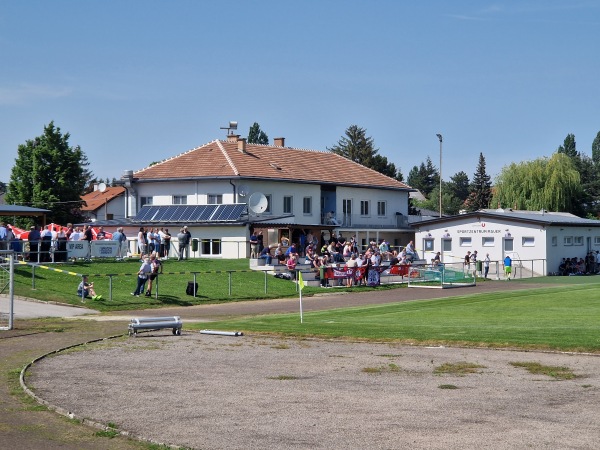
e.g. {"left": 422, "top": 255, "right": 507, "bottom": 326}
{"left": 415, "top": 216, "right": 600, "bottom": 276}
{"left": 335, "top": 187, "right": 408, "bottom": 228}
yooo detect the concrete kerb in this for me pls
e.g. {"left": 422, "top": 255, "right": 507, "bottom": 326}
{"left": 19, "top": 332, "right": 183, "bottom": 449}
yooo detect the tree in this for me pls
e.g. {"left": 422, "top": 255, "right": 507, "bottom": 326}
{"left": 557, "top": 133, "right": 577, "bottom": 158}
{"left": 247, "top": 122, "right": 269, "bottom": 145}
{"left": 491, "top": 153, "right": 580, "bottom": 213}
{"left": 0, "top": 181, "right": 6, "bottom": 194}
{"left": 446, "top": 171, "right": 470, "bottom": 202}
{"left": 407, "top": 157, "right": 438, "bottom": 196}
{"left": 592, "top": 131, "right": 600, "bottom": 167}
{"left": 463, "top": 153, "right": 492, "bottom": 211}
{"left": 328, "top": 125, "right": 400, "bottom": 179}
{"left": 5, "top": 121, "right": 93, "bottom": 226}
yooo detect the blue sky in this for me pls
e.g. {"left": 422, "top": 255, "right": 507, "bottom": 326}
{"left": 1, "top": 1, "right": 599, "bottom": 186}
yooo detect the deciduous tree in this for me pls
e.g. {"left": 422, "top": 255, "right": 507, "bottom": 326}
{"left": 492, "top": 153, "right": 580, "bottom": 213}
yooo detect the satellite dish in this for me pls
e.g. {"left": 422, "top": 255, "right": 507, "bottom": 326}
{"left": 248, "top": 192, "right": 268, "bottom": 214}
{"left": 98, "top": 182, "right": 107, "bottom": 192}
{"left": 238, "top": 184, "right": 250, "bottom": 197}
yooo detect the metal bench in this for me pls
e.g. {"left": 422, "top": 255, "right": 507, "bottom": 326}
{"left": 128, "top": 316, "right": 183, "bottom": 337}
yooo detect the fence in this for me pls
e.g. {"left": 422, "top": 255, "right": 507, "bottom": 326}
{"left": 15, "top": 261, "right": 291, "bottom": 302}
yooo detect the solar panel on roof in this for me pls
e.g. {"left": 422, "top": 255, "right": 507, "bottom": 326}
{"left": 134, "top": 206, "right": 157, "bottom": 221}
{"left": 197, "top": 205, "right": 218, "bottom": 221}
{"left": 212, "top": 204, "right": 246, "bottom": 221}
{"left": 133, "top": 204, "right": 246, "bottom": 223}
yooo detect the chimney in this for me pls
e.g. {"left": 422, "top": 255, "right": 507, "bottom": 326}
{"left": 237, "top": 138, "right": 247, "bottom": 153}
{"left": 273, "top": 137, "right": 285, "bottom": 147}
{"left": 227, "top": 134, "right": 240, "bottom": 142}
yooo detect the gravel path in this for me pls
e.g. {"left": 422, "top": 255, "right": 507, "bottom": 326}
{"left": 31, "top": 331, "right": 600, "bottom": 449}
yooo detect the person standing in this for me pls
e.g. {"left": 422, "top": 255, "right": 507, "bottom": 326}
{"left": 249, "top": 230, "right": 259, "bottom": 258}
{"left": 183, "top": 226, "right": 192, "bottom": 258}
{"left": 484, "top": 253, "right": 491, "bottom": 279}
{"left": 28, "top": 226, "right": 41, "bottom": 262}
{"left": 177, "top": 228, "right": 189, "bottom": 261}
{"left": 145, "top": 253, "right": 163, "bottom": 297}
{"left": 137, "top": 227, "right": 147, "bottom": 256}
{"left": 112, "top": 227, "right": 127, "bottom": 260}
{"left": 82, "top": 225, "right": 93, "bottom": 261}
{"left": 96, "top": 226, "right": 106, "bottom": 240}
{"left": 0, "top": 222, "right": 7, "bottom": 251}
{"left": 503, "top": 255, "right": 512, "bottom": 281}
{"left": 131, "top": 257, "right": 152, "bottom": 297}
{"left": 162, "top": 228, "right": 171, "bottom": 259}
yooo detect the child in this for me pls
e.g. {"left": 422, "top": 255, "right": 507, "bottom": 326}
{"left": 77, "top": 276, "right": 100, "bottom": 300}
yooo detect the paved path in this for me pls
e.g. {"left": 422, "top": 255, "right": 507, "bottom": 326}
{"left": 0, "top": 296, "right": 98, "bottom": 319}
{"left": 102, "top": 279, "right": 545, "bottom": 321}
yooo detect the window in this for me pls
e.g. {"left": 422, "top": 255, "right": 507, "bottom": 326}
{"left": 106, "top": 213, "right": 114, "bottom": 220}
{"left": 173, "top": 195, "right": 187, "bottom": 205}
{"left": 140, "top": 196, "right": 153, "bottom": 207}
{"left": 564, "top": 236, "right": 573, "bottom": 246}
{"left": 574, "top": 236, "right": 583, "bottom": 246}
{"left": 595, "top": 236, "right": 600, "bottom": 246}
{"left": 552, "top": 236, "right": 558, "bottom": 246}
{"left": 522, "top": 237, "right": 535, "bottom": 247}
{"left": 201, "top": 239, "right": 221, "bottom": 255}
{"left": 303, "top": 197, "right": 312, "bottom": 215}
{"left": 342, "top": 199, "right": 352, "bottom": 226}
{"left": 360, "top": 200, "right": 370, "bottom": 216}
{"left": 207, "top": 194, "right": 222, "bottom": 205}
{"left": 377, "top": 201, "right": 386, "bottom": 217}
{"left": 442, "top": 238, "right": 452, "bottom": 252}
{"left": 482, "top": 237, "right": 494, "bottom": 247}
{"left": 283, "top": 196, "right": 293, "bottom": 214}
{"left": 424, "top": 239, "right": 434, "bottom": 251}
{"left": 264, "top": 194, "right": 272, "bottom": 214}
{"left": 460, "top": 237, "right": 472, "bottom": 246}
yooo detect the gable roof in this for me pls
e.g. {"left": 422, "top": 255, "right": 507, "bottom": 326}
{"left": 81, "top": 186, "right": 125, "bottom": 212}
{"left": 413, "top": 209, "right": 600, "bottom": 228}
{"left": 133, "top": 139, "right": 412, "bottom": 191}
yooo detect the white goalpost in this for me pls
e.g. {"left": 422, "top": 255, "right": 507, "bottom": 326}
{"left": 407, "top": 262, "right": 477, "bottom": 289}
{"left": 0, "top": 252, "right": 15, "bottom": 330}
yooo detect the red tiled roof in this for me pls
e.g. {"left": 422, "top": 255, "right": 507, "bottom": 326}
{"left": 133, "top": 140, "right": 411, "bottom": 191}
{"left": 81, "top": 186, "right": 125, "bottom": 211}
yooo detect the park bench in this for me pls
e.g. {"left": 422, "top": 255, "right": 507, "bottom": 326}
{"left": 128, "top": 316, "right": 183, "bottom": 337}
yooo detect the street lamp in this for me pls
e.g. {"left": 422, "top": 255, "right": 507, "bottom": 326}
{"left": 436, "top": 134, "right": 443, "bottom": 217}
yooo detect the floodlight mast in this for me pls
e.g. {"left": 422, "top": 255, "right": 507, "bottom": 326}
{"left": 220, "top": 121, "right": 238, "bottom": 136}
{"left": 436, "top": 134, "right": 443, "bottom": 218}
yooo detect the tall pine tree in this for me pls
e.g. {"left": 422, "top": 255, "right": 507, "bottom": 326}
{"left": 328, "top": 125, "right": 399, "bottom": 179}
{"left": 5, "top": 121, "right": 92, "bottom": 226}
{"left": 247, "top": 122, "right": 269, "bottom": 145}
{"left": 464, "top": 153, "right": 492, "bottom": 211}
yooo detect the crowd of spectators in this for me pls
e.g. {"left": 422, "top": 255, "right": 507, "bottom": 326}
{"left": 256, "top": 230, "right": 418, "bottom": 286}
{"left": 558, "top": 251, "right": 600, "bottom": 275}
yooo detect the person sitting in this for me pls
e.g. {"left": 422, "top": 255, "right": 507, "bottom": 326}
{"left": 389, "top": 250, "right": 399, "bottom": 266}
{"left": 77, "top": 276, "right": 98, "bottom": 300}
{"left": 259, "top": 246, "right": 273, "bottom": 265}
{"left": 286, "top": 254, "right": 297, "bottom": 279}
{"left": 404, "top": 240, "right": 417, "bottom": 261}
{"left": 326, "top": 211, "right": 340, "bottom": 225}
{"left": 305, "top": 246, "right": 316, "bottom": 267}
{"left": 274, "top": 243, "right": 285, "bottom": 264}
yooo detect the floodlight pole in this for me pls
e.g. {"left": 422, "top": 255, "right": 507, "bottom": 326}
{"left": 436, "top": 134, "right": 443, "bottom": 218}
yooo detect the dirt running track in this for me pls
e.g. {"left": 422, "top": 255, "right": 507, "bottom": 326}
{"left": 4, "top": 280, "right": 600, "bottom": 449}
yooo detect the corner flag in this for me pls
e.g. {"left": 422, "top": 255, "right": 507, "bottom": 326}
{"left": 298, "top": 271, "right": 306, "bottom": 290}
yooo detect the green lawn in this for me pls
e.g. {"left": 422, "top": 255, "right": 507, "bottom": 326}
{"left": 10, "top": 258, "right": 393, "bottom": 311}
{"left": 192, "top": 281, "right": 600, "bottom": 353}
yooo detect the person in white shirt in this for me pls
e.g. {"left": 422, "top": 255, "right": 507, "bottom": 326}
{"left": 345, "top": 254, "right": 358, "bottom": 287}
